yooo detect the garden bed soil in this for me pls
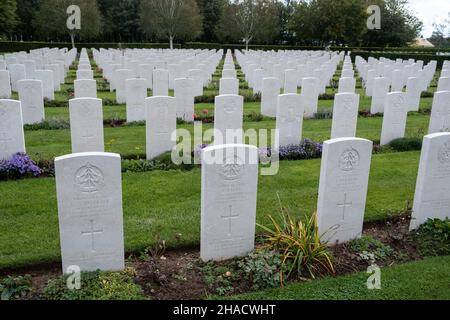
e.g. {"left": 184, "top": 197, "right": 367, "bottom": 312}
{"left": 2, "top": 215, "right": 422, "bottom": 300}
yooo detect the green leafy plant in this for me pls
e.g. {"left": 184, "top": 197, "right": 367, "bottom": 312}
{"left": 259, "top": 196, "right": 335, "bottom": 284}
{"left": 414, "top": 218, "right": 450, "bottom": 257}
{"left": 0, "top": 274, "right": 32, "bottom": 300}
{"left": 238, "top": 250, "right": 284, "bottom": 290}
{"left": 389, "top": 138, "right": 422, "bottom": 152}
{"left": 42, "top": 268, "right": 145, "bottom": 300}
{"left": 349, "top": 236, "right": 395, "bottom": 262}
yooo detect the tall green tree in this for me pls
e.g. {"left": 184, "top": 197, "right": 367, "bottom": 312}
{"left": 140, "top": 0, "right": 203, "bottom": 49}
{"left": 0, "top": 0, "right": 18, "bottom": 40}
{"left": 15, "top": 0, "right": 41, "bottom": 41}
{"left": 290, "top": 0, "right": 368, "bottom": 46}
{"left": 34, "top": 0, "right": 103, "bottom": 44}
{"left": 98, "top": 0, "right": 143, "bottom": 42}
{"left": 196, "top": 0, "right": 225, "bottom": 42}
{"left": 362, "top": 0, "right": 423, "bottom": 47}
{"left": 216, "top": 0, "right": 280, "bottom": 49}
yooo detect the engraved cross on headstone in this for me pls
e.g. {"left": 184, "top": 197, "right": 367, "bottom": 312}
{"left": 337, "top": 193, "right": 352, "bottom": 221}
{"left": 221, "top": 205, "right": 239, "bottom": 236}
{"left": 81, "top": 219, "right": 104, "bottom": 252}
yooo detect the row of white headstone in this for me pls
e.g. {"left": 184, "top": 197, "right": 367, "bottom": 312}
{"left": 53, "top": 130, "right": 450, "bottom": 273}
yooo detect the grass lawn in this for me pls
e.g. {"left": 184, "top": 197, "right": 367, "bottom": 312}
{"left": 24, "top": 111, "right": 430, "bottom": 160}
{"left": 0, "top": 151, "right": 420, "bottom": 269}
{"left": 223, "top": 256, "right": 450, "bottom": 300}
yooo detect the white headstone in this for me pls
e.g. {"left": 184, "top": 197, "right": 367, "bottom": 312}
{"left": 126, "top": 78, "right": 147, "bottom": 122}
{"left": 219, "top": 78, "right": 239, "bottom": 95}
{"left": 200, "top": 144, "right": 258, "bottom": 261}
{"left": 405, "top": 77, "right": 421, "bottom": 112}
{"left": 74, "top": 79, "right": 97, "bottom": 98}
{"left": 261, "top": 77, "right": 280, "bottom": 117}
{"left": 0, "top": 99, "right": 26, "bottom": 159}
{"left": 428, "top": 91, "right": 450, "bottom": 134}
{"left": 338, "top": 77, "right": 356, "bottom": 93}
{"left": 283, "top": 69, "right": 298, "bottom": 94}
{"left": 55, "top": 152, "right": 125, "bottom": 273}
{"left": 0, "top": 70, "right": 11, "bottom": 98}
{"left": 276, "top": 93, "right": 304, "bottom": 146}
{"left": 331, "top": 93, "right": 360, "bottom": 139}
{"left": 301, "top": 77, "right": 319, "bottom": 118}
{"left": 409, "top": 132, "right": 450, "bottom": 229}
{"left": 76, "top": 70, "right": 94, "bottom": 80}
{"left": 69, "top": 98, "right": 104, "bottom": 153}
{"left": 8, "top": 64, "right": 26, "bottom": 92}
{"left": 145, "top": 96, "right": 176, "bottom": 160}
{"left": 214, "top": 95, "right": 244, "bottom": 144}
{"left": 380, "top": 92, "right": 407, "bottom": 145}
{"left": 317, "top": 138, "right": 373, "bottom": 244}
{"left": 152, "top": 69, "right": 169, "bottom": 96}
{"left": 174, "top": 78, "right": 195, "bottom": 122}
{"left": 437, "top": 77, "right": 450, "bottom": 92}
{"left": 17, "top": 79, "right": 45, "bottom": 124}
{"left": 370, "top": 77, "right": 389, "bottom": 114}
{"left": 34, "top": 69, "right": 55, "bottom": 100}
{"left": 114, "top": 69, "right": 132, "bottom": 104}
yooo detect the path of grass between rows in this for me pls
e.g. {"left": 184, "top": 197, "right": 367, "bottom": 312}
{"left": 24, "top": 112, "right": 430, "bottom": 160}
{"left": 220, "top": 255, "right": 450, "bottom": 300}
{"left": 0, "top": 151, "right": 420, "bottom": 269}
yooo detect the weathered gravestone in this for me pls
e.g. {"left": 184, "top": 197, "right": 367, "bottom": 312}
{"left": 69, "top": 98, "right": 104, "bottom": 153}
{"left": 0, "top": 99, "right": 25, "bottom": 159}
{"left": 317, "top": 138, "right": 373, "bottom": 244}
{"left": 17, "top": 79, "right": 45, "bottom": 124}
{"left": 380, "top": 92, "right": 407, "bottom": 145}
{"left": 428, "top": 91, "right": 450, "bottom": 134}
{"left": 145, "top": 96, "right": 176, "bottom": 160}
{"left": 0, "top": 70, "right": 11, "bottom": 98}
{"left": 152, "top": 69, "right": 169, "bottom": 96}
{"left": 261, "top": 77, "right": 280, "bottom": 117}
{"left": 126, "top": 78, "right": 147, "bottom": 122}
{"left": 74, "top": 79, "right": 97, "bottom": 99}
{"left": 276, "top": 93, "right": 304, "bottom": 147}
{"left": 410, "top": 132, "right": 450, "bottom": 230}
{"left": 214, "top": 95, "right": 244, "bottom": 145}
{"left": 283, "top": 69, "right": 298, "bottom": 94}
{"left": 219, "top": 78, "right": 239, "bottom": 95}
{"left": 200, "top": 144, "right": 258, "bottom": 261}
{"left": 331, "top": 93, "right": 360, "bottom": 139}
{"left": 55, "top": 152, "right": 125, "bottom": 273}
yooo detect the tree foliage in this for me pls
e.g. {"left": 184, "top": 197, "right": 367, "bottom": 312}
{"left": 98, "top": 0, "right": 142, "bottom": 42}
{"left": 33, "top": 0, "right": 103, "bottom": 42}
{"left": 216, "top": 0, "right": 280, "bottom": 48}
{"left": 140, "top": 0, "right": 203, "bottom": 47}
{"left": 196, "top": 0, "right": 226, "bottom": 42}
{"left": 0, "top": 0, "right": 18, "bottom": 39}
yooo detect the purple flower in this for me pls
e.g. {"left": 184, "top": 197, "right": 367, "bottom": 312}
{"left": 0, "top": 153, "right": 42, "bottom": 180}
{"left": 258, "top": 140, "right": 323, "bottom": 161}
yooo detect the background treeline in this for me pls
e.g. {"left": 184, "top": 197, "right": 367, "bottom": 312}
{"left": 0, "top": 0, "right": 449, "bottom": 48}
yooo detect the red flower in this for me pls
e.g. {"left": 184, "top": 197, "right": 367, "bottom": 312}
{"left": 202, "top": 109, "right": 209, "bottom": 115}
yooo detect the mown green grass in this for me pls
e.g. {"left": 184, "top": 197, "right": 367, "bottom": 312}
{"left": 0, "top": 151, "right": 419, "bottom": 268}
{"left": 223, "top": 256, "right": 450, "bottom": 300}
{"left": 24, "top": 112, "right": 429, "bottom": 160}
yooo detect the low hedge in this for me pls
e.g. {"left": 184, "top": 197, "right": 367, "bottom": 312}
{"left": 2, "top": 41, "right": 450, "bottom": 54}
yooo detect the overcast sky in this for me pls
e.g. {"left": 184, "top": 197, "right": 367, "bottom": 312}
{"left": 407, "top": 0, "right": 450, "bottom": 37}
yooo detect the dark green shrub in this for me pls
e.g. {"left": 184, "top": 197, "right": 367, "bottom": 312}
{"left": 414, "top": 218, "right": 450, "bottom": 257}
{"left": 389, "top": 138, "right": 422, "bottom": 152}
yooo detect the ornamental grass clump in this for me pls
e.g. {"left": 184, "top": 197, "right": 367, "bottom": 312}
{"left": 258, "top": 196, "right": 335, "bottom": 285}
{"left": 0, "top": 153, "right": 42, "bottom": 180}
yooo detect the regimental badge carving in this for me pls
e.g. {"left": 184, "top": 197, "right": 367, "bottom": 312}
{"left": 438, "top": 140, "right": 450, "bottom": 164}
{"left": 81, "top": 102, "right": 93, "bottom": 115}
{"left": 339, "top": 148, "right": 360, "bottom": 171}
{"left": 219, "top": 155, "right": 244, "bottom": 181}
{"left": 342, "top": 97, "right": 354, "bottom": 112}
{"left": 75, "top": 163, "right": 104, "bottom": 193}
